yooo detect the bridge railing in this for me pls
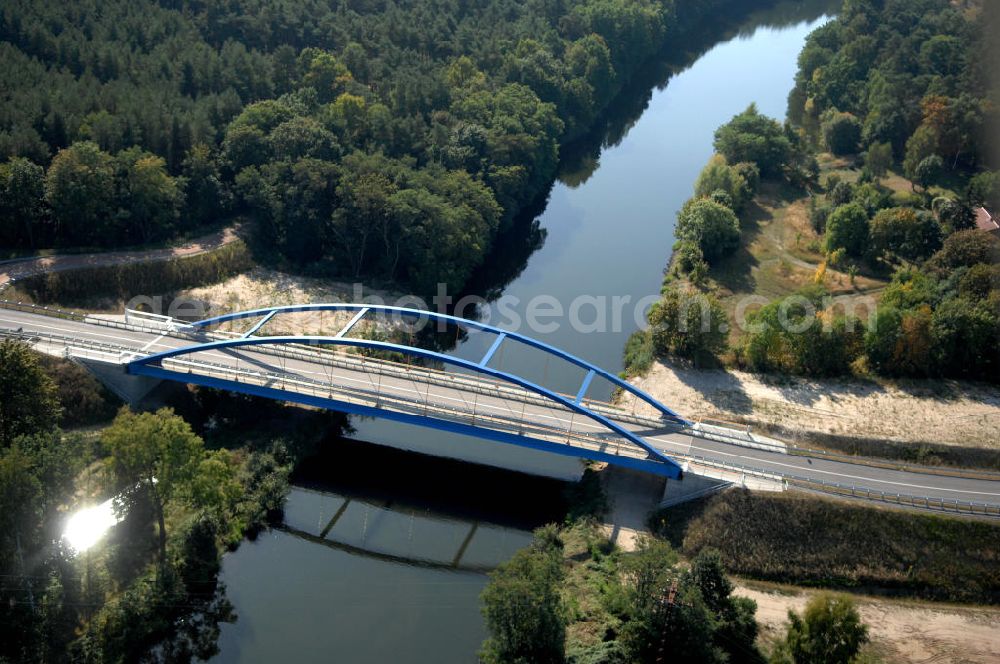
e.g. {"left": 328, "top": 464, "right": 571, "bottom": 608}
{"left": 787, "top": 446, "right": 1000, "bottom": 482}
{"left": 8, "top": 326, "right": 1000, "bottom": 517}
{"left": 152, "top": 354, "right": 643, "bottom": 460}
{"left": 0, "top": 298, "right": 776, "bottom": 449}
{"left": 680, "top": 452, "right": 1000, "bottom": 518}
{"left": 0, "top": 299, "right": 197, "bottom": 337}
{"left": 4, "top": 325, "right": 639, "bottom": 457}
{"left": 0, "top": 328, "right": 140, "bottom": 364}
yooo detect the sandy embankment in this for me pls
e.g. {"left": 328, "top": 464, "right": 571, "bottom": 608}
{"left": 622, "top": 360, "right": 1000, "bottom": 449}
{"left": 739, "top": 584, "right": 1000, "bottom": 664}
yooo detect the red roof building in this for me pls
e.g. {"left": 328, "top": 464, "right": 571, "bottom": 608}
{"left": 974, "top": 206, "right": 1000, "bottom": 237}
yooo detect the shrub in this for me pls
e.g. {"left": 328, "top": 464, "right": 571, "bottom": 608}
{"left": 809, "top": 199, "right": 831, "bottom": 234}
{"left": 929, "top": 229, "right": 1000, "bottom": 269}
{"left": 36, "top": 355, "right": 120, "bottom": 427}
{"left": 778, "top": 593, "right": 868, "bottom": 664}
{"left": 694, "top": 155, "right": 757, "bottom": 212}
{"left": 932, "top": 196, "right": 975, "bottom": 234}
{"left": 913, "top": 155, "right": 944, "bottom": 190}
{"left": 868, "top": 207, "right": 942, "bottom": 262}
{"left": 676, "top": 198, "right": 741, "bottom": 262}
{"left": 965, "top": 170, "right": 1000, "bottom": 209}
{"left": 480, "top": 529, "right": 566, "bottom": 664}
{"left": 713, "top": 104, "right": 792, "bottom": 177}
{"left": 824, "top": 203, "right": 869, "bottom": 256}
{"left": 17, "top": 240, "right": 253, "bottom": 306}
{"left": 739, "top": 287, "right": 861, "bottom": 377}
{"left": 850, "top": 182, "right": 891, "bottom": 216}
{"left": 647, "top": 287, "right": 729, "bottom": 362}
{"left": 863, "top": 141, "right": 892, "bottom": 179}
{"left": 827, "top": 180, "right": 854, "bottom": 206}
{"left": 622, "top": 330, "right": 655, "bottom": 376}
{"left": 821, "top": 111, "right": 862, "bottom": 155}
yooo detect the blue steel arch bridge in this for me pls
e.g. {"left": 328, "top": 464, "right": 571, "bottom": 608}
{"left": 127, "top": 303, "right": 693, "bottom": 478}
{"left": 5, "top": 298, "right": 1000, "bottom": 517}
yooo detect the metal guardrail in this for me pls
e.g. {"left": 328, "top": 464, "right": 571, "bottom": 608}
{"left": 679, "top": 452, "right": 1000, "bottom": 517}
{"left": 4, "top": 300, "right": 1000, "bottom": 517}
{"left": 787, "top": 445, "right": 1000, "bottom": 481}
{"left": 0, "top": 300, "right": 787, "bottom": 455}
{"left": 4, "top": 327, "right": 646, "bottom": 461}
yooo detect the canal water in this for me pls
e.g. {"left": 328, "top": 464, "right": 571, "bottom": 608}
{"left": 209, "top": 3, "right": 837, "bottom": 662}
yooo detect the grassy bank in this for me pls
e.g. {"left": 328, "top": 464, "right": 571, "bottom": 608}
{"left": 11, "top": 240, "right": 253, "bottom": 309}
{"left": 652, "top": 490, "right": 1000, "bottom": 605}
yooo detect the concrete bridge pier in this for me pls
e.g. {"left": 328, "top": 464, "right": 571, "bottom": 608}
{"left": 660, "top": 471, "right": 733, "bottom": 508}
{"left": 76, "top": 358, "right": 163, "bottom": 405}
{"left": 660, "top": 461, "right": 786, "bottom": 508}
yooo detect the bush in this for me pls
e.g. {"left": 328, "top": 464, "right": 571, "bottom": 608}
{"left": 676, "top": 198, "right": 741, "bottom": 262}
{"left": 36, "top": 354, "right": 121, "bottom": 427}
{"left": 694, "top": 155, "right": 757, "bottom": 212}
{"left": 777, "top": 593, "right": 868, "bottom": 664}
{"left": 672, "top": 239, "right": 708, "bottom": 277}
{"left": 850, "top": 182, "right": 891, "bottom": 216}
{"left": 824, "top": 203, "right": 869, "bottom": 257}
{"left": 647, "top": 287, "right": 729, "bottom": 362}
{"left": 739, "top": 290, "right": 861, "bottom": 377}
{"left": 809, "top": 199, "right": 831, "bottom": 234}
{"left": 827, "top": 180, "right": 854, "bottom": 206}
{"left": 913, "top": 155, "right": 944, "bottom": 190}
{"left": 863, "top": 142, "right": 892, "bottom": 179}
{"left": 622, "top": 330, "right": 655, "bottom": 376}
{"left": 965, "top": 170, "right": 1000, "bottom": 209}
{"left": 480, "top": 529, "right": 566, "bottom": 664}
{"left": 932, "top": 196, "right": 974, "bottom": 234}
{"left": 713, "top": 104, "right": 792, "bottom": 177}
{"left": 929, "top": 229, "right": 1000, "bottom": 269}
{"left": 868, "top": 207, "right": 942, "bottom": 262}
{"left": 821, "top": 111, "right": 862, "bottom": 155}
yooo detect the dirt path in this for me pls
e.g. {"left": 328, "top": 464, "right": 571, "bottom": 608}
{"left": 0, "top": 224, "right": 243, "bottom": 288}
{"left": 738, "top": 584, "right": 1000, "bottom": 663}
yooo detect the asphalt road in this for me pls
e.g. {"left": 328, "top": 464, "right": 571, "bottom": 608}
{"left": 4, "top": 307, "right": 999, "bottom": 509}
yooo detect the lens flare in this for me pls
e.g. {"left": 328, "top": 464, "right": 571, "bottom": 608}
{"left": 63, "top": 498, "right": 120, "bottom": 553}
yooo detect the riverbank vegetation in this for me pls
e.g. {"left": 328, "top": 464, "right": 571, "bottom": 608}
{"left": 629, "top": 0, "right": 1000, "bottom": 388}
{"left": 1, "top": 0, "right": 770, "bottom": 296}
{"left": 12, "top": 238, "right": 253, "bottom": 310}
{"left": 0, "top": 339, "right": 346, "bottom": 661}
{"left": 481, "top": 520, "right": 874, "bottom": 663}
{"left": 652, "top": 489, "right": 1000, "bottom": 606}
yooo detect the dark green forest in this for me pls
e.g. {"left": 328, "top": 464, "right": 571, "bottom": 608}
{"left": 788, "top": 0, "right": 997, "bottom": 171}
{"left": 1, "top": 0, "right": 749, "bottom": 293}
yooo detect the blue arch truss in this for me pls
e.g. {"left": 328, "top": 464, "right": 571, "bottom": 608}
{"left": 127, "top": 304, "right": 688, "bottom": 478}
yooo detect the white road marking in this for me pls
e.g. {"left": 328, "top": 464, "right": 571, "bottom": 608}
{"left": 5, "top": 312, "right": 1000, "bottom": 501}
{"left": 140, "top": 333, "right": 165, "bottom": 351}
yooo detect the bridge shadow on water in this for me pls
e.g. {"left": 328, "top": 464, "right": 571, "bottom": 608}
{"left": 273, "top": 436, "right": 572, "bottom": 572}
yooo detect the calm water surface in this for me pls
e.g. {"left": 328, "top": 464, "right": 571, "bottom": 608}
{"left": 454, "top": 4, "right": 835, "bottom": 397}
{"left": 211, "top": 6, "right": 835, "bottom": 662}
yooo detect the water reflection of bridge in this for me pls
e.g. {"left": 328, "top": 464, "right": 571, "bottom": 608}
{"left": 280, "top": 487, "right": 533, "bottom": 573}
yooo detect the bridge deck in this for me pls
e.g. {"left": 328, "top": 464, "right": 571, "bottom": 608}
{"left": 3, "top": 305, "right": 1000, "bottom": 515}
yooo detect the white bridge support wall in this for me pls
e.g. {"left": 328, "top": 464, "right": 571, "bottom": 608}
{"left": 75, "top": 358, "right": 163, "bottom": 405}
{"left": 348, "top": 418, "right": 587, "bottom": 482}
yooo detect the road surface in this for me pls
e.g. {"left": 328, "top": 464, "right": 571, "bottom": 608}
{"left": 3, "top": 306, "right": 998, "bottom": 515}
